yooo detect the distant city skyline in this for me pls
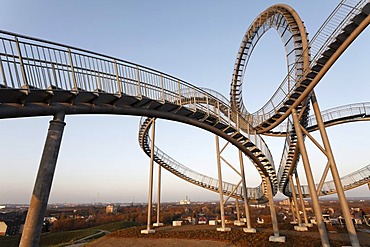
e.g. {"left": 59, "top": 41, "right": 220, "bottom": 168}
{"left": 0, "top": 0, "right": 369, "bottom": 204}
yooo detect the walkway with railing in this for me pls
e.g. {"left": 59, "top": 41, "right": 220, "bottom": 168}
{"left": 0, "top": 30, "right": 278, "bottom": 199}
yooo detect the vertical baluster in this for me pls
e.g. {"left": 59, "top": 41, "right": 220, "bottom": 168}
{"left": 15, "top": 37, "right": 29, "bottom": 91}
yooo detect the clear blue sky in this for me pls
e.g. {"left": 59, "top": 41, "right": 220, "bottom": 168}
{"left": 0, "top": 0, "right": 369, "bottom": 204}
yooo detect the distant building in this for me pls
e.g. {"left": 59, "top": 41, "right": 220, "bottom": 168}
{"left": 0, "top": 221, "right": 7, "bottom": 236}
{"left": 44, "top": 216, "right": 58, "bottom": 223}
{"left": 0, "top": 210, "right": 27, "bottom": 236}
{"left": 106, "top": 205, "right": 117, "bottom": 214}
{"left": 180, "top": 195, "right": 191, "bottom": 205}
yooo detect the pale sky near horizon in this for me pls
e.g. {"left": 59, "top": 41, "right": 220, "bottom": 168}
{"left": 0, "top": 0, "right": 369, "bottom": 204}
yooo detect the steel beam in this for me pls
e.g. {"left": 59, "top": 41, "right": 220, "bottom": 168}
{"left": 311, "top": 93, "right": 359, "bottom": 247}
{"left": 141, "top": 118, "right": 156, "bottom": 234}
{"left": 289, "top": 176, "right": 302, "bottom": 225}
{"left": 215, "top": 135, "right": 231, "bottom": 232}
{"left": 153, "top": 164, "right": 163, "bottom": 227}
{"left": 294, "top": 172, "right": 310, "bottom": 226}
{"left": 266, "top": 176, "right": 285, "bottom": 242}
{"left": 20, "top": 112, "right": 66, "bottom": 247}
{"left": 238, "top": 151, "right": 255, "bottom": 233}
{"left": 292, "top": 108, "right": 329, "bottom": 247}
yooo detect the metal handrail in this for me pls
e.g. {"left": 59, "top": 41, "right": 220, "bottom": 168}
{"left": 139, "top": 117, "right": 265, "bottom": 200}
{"left": 290, "top": 164, "right": 370, "bottom": 197}
{"left": 271, "top": 102, "right": 370, "bottom": 133}
{"left": 0, "top": 30, "right": 277, "bottom": 191}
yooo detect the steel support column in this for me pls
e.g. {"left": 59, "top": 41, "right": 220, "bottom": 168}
{"left": 266, "top": 176, "right": 285, "bottom": 242}
{"left": 238, "top": 151, "right": 255, "bottom": 233}
{"left": 235, "top": 199, "right": 240, "bottom": 221}
{"left": 289, "top": 197, "right": 297, "bottom": 224}
{"left": 311, "top": 93, "right": 359, "bottom": 247}
{"left": 289, "top": 176, "right": 302, "bottom": 225}
{"left": 292, "top": 108, "right": 330, "bottom": 247}
{"left": 153, "top": 164, "right": 163, "bottom": 227}
{"left": 141, "top": 118, "right": 156, "bottom": 234}
{"left": 20, "top": 112, "right": 66, "bottom": 247}
{"left": 295, "top": 172, "right": 310, "bottom": 226}
{"left": 290, "top": 176, "right": 308, "bottom": 231}
{"left": 215, "top": 135, "right": 230, "bottom": 232}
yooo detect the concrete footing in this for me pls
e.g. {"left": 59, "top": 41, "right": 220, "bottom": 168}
{"left": 294, "top": 225, "right": 308, "bottom": 231}
{"left": 303, "top": 223, "right": 313, "bottom": 227}
{"left": 233, "top": 221, "right": 245, "bottom": 226}
{"left": 172, "top": 221, "right": 182, "bottom": 226}
{"left": 243, "top": 228, "right": 256, "bottom": 233}
{"left": 217, "top": 227, "right": 231, "bottom": 232}
{"left": 269, "top": 235, "right": 286, "bottom": 243}
{"left": 153, "top": 223, "right": 164, "bottom": 227}
{"left": 141, "top": 229, "right": 155, "bottom": 234}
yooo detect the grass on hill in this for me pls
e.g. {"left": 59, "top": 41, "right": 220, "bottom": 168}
{"left": 0, "top": 221, "right": 140, "bottom": 247}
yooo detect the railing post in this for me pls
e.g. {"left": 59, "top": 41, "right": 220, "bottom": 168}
{"left": 67, "top": 48, "right": 78, "bottom": 93}
{"left": 14, "top": 37, "right": 29, "bottom": 92}
{"left": 160, "top": 74, "right": 165, "bottom": 103}
{"left": 177, "top": 80, "right": 182, "bottom": 106}
{"left": 20, "top": 112, "right": 66, "bottom": 247}
{"left": 114, "top": 59, "right": 122, "bottom": 96}
{"left": 0, "top": 56, "right": 7, "bottom": 87}
{"left": 136, "top": 66, "right": 142, "bottom": 99}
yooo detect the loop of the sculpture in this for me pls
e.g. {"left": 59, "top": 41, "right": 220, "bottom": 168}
{"left": 230, "top": 4, "right": 309, "bottom": 118}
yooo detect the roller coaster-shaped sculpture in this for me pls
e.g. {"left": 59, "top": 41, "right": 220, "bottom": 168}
{"left": 0, "top": 0, "right": 369, "bottom": 246}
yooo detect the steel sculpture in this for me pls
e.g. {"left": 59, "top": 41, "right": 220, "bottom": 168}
{"left": 0, "top": 0, "right": 369, "bottom": 246}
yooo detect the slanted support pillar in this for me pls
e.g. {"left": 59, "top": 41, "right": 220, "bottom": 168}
{"left": 311, "top": 93, "right": 359, "bottom": 247}
{"left": 289, "top": 197, "right": 297, "bottom": 224}
{"left": 289, "top": 177, "right": 302, "bottom": 223}
{"left": 20, "top": 112, "right": 66, "bottom": 247}
{"left": 292, "top": 108, "right": 330, "bottom": 247}
{"left": 153, "top": 164, "right": 163, "bottom": 227}
{"left": 141, "top": 118, "right": 156, "bottom": 234}
{"left": 289, "top": 176, "right": 307, "bottom": 231}
{"left": 234, "top": 199, "right": 245, "bottom": 226}
{"left": 294, "top": 172, "right": 311, "bottom": 227}
{"left": 266, "top": 176, "right": 285, "bottom": 242}
{"left": 215, "top": 135, "right": 231, "bottom": 232}
{"left": 238, "top": 151, "right": 255, "bottom": 233}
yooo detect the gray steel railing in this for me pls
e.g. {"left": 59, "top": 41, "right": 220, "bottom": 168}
{"left": 271, "top": 102, "right": 370, "bottom": 133}
{"left": 139, "top": 117, "right": 265, "bottom": 200}
{"left": 292, "top": 164, "right": 370, "bottom": 196}
{"left": 0, "top": 30, "right": 277, "bottom": 192}
{"left": 307, "top": 102, "right": 370, "bottom": 128}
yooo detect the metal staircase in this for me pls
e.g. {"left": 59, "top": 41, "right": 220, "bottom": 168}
{"left": 0, "top": 30, "right": 278, "bottom": 198}
{"left": 249, "top": 0, "right": 370, "bottom": 133}
{"left": 138, "top": 117, "right": 267, "bottom": 202}
{"left": 272, "top": 0, "right": 370, "bottom": 197}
